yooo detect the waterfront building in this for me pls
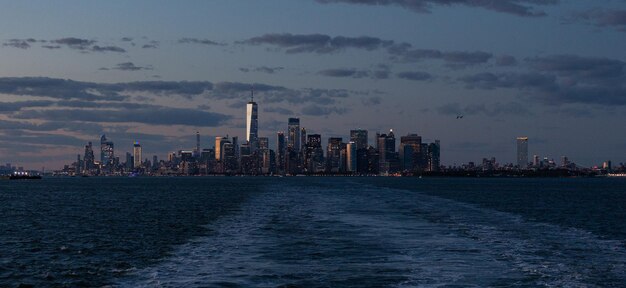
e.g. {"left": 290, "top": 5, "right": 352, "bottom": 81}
{"left": 246, "top": 92, "right": 259, "bottom": 150}
{"left": 83, "top": 142, "right": 95, "bottom": 174}
{"left": 259, "top": 137, "right": 269, "bottom": 150}
{"left": 350, "top": 129, "right": 368, "bottom": 150}
{"left": 399, "top": 134, "right": 422, "bottom": 172}
{"left": 133, "top": 142, "right": 142, "bottom": 169}
{"left": 304, "top": 134, "right": 324, "bottom": 173}
{"left": 301, "top": 127, "right": 307, "bottom": 154}
{"left": 377, "top": 130, "right": 399, "bottom": 174}
{"left": 194, "top": 131, "right": 201, "bottom": 157}
{"left": 125, "top": 152, "right": 133, "bottom": 170}
{"left": 517, "top": 137, "right": 528, "bottom": 169}
{"left": 326, "top": 137, "right": 343, "bottom": 173}
{"left": 346, "top": 142, "right": 357, "bottom": 173}
{"left": 100, "top": 135, "right": 114, "bottom": 168}
{"left": 215, "top": 136, "right": 229, "bottom": 162}
{"left": 288, "top": 118, "right": 301, "bottom": 153}
{"left": 427, "top": 140, "right": 441, "bottom": 172}
{"left": 276, "top": 131, "right": 286, "bottom": 173}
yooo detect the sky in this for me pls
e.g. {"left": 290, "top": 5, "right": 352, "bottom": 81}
{"left": 0, "top": 0, "right": 625, "bottom": 169}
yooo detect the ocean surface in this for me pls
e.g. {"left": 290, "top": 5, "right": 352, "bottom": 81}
{"left": 0, "top": 177, "right": 625, "bottom": 287}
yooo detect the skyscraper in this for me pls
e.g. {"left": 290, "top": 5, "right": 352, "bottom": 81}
{"left": 517, "top": 137, "right": 528, "bottom": 168}
{"left": 259, "top": 137, "right": 269, "bottom": 150}
{"left": 83, "top": 141, "right": 95, "bottom": 173}
{"left": 350, "top": 129, "right": 368, "bottom": 150}
{"left": 377, "top": 130, "right": 398, "bottom": 173}
{"left": 399, "top": 134, "right": 422, "bottom": 172}
{"left": 215, "top": 136, "right": 228, "bottom": 162}
{"left": 326, "top": 137, "right": 343, "bottom": 173}
{"left": 301, "top": 127, "right": 307, "bottom": 153}
{"left": 288, "top": 118, "right": 301, "bottom": 152}
{"left": 246, "top": 90, "right": 259, "bottom": 149}
{"left": 427, "top": 140, "right": 441, "bottom": 172}
{"left": 133, "top": 141, "right": 142, "bottom": 169}
{"left": 195, "top": 131, "right": 200, "bottom": 155}
{"left": 346, "top": 142, "right": 357, "bottom": 173}
{"left": 304, "top": 134, "right": 324, "bottom": 173}
{"left": 100, "top": 134, "right": 114, "bottom": 167}
{"left": 276, "top": 131, "right": 286, "bottom": 173}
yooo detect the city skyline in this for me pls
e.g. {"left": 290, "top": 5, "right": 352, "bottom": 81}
{"left": 0, "top": 0, "right": 625, "bottom": 169}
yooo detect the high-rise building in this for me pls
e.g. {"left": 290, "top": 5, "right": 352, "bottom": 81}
{"left": 246, "top": 91, "right": 259, "bottom": 149}
{"left": 301, "top": 127, "right": 307, "bottom": 153}
{"left": 83, "top": 142, "right": 95, "bottom": 173}
{"left": 399, "top": 134, "right": 422, "bottom": 172}
{"left": 215, "top": 136, "right": 227, "bottom": 161}
{"left": 427, "top": 140, "right": 441, "bottom": 172}
{"left": 288, "top": 118, "right": 301, "bottom": 152}
{"left": 100, "top": 134, "right": 114, "bottom": 167}
{"left": 133, "top": 141, "right": 142, "bottom": 169}
{"left": 346, "top": 142, "right": 357, "bottom": 173}
{"left": 350, "top": 129, "right": 368, "bottom": 150}
{"left": 517, "top": 137, "right": 528, "bottom": 169}
{"left": 195, "top": 131, "right": 200, "bottom": 156}
{"left": 276, "top": 131, "right": 286, "bottom": 173}
{"left": 326, "top": 137, "right": 343, "bottom": 173}
{"left": 304, "top": 134, "right": 324, "bottom": 173}
{"left": 377, "top": 130, "right": 398, "bottom": 173}
{"left": 259, "top": 137, "right": 269, "bottom": 150}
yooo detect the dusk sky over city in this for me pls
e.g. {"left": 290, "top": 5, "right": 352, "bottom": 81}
{"left": 1, "top": 0, "right": 625, "bottom": 169}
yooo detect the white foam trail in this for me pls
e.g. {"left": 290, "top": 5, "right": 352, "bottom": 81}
{"left": 115, "top": 181, "right": 626, "bottom": 287}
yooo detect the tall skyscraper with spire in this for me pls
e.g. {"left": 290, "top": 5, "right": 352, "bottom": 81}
{"left": 246, "top": 87, "right": 259, "bottom": 150}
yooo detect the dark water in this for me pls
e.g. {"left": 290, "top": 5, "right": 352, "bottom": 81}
{"left": 0, "top": 177, "right": 624, "bottom": 287}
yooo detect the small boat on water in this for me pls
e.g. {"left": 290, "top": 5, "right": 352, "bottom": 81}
{"left": 607, "top": 173, "right": 626, "bottom": 177}
{"left": 9, "top": 174, "right": 42, "bottom": 180}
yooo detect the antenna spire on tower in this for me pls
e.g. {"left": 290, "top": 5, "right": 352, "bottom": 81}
{"left": 251, "top": 84, "right": 254, "bottom": 102}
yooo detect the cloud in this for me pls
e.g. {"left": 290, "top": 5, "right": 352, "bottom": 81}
{"left": 14, "top": 107, "right": 231, "bottom": 127}
{"left": 459, "top": 72, "right": 556, "bottom": 90}
{"left": 397, "top": 71, "right": 433, "bottom": 81}
{"left": 51, "top": 37, "right": 96, "bottom": 50}
{"left": 142, "top": 40, "right": 159, "bottom": 49}
{"left": 314, "top": 0, "right": 558, "bottom": 17}
{"left": 319, "top": 68, "right": 370, "bottom": 78}
{"left": 301, "top": 104, "right": 348, "bottom": 116}
{"left": 91, "top": 45, "right": 126, "bottom": 53}
{"left": 41, "top": 45, "right": 61, "bottom": 49}
{"left": 0, "top": 119, "right": 106, "bottom": 135}
{"left": 526, "top": 55, "right": 624, "bottom": 79}
{"left": 436, "top": 102, "right": 531, "bottom": 117}
{"left": 112, "top": 62, "right": 154, "bottom": 71}
{"left": 0, "top": 100, "right": 56, "bottom": 112}
{"left": 361, "top": 96, "right": 382, "bottom": 106}
{"left": 496, "top": 55, "right": 518, "bottom": 66}
{"left": 569, "top": 9, "right": 626, "bottom": 32}
{"left": 178, "top": 38, "right": 224, "bottom": 46}
{"left": 121, "top": 37, "right": 133, "bottom": 42}
{"left": 460, "top": 53, "right": 626, "bottom": 106}
{"left": 0, "top": 77, "right": 129, "bottom": 101}
{"left": 0, "top": 129, "right": 86, "bottom": 148}
{"left": 318, "top": 65, "right": 391, "bottom": 79}
{"left": 3, "top": 39, "right": 37, "bottom": 49}
{"left": 264, "top": 106, "right": 294, "bottom": 115}
{"left": 240, "top": 33, "right": 393, "bottom": 54}
{"left": 240, "top": 66, "right": 284, "bottom": 74}
{"left": 0, "top": 77, "right": 356, "bottom": 112}
{"left": 388, "top": 43, "right": 493, "bottom": 67}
